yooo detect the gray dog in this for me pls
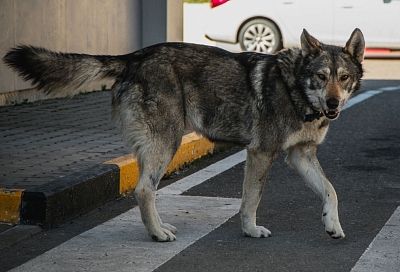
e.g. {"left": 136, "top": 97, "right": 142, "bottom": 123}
{"left": 4, "top": 29, "right": 364, "bottom": 242}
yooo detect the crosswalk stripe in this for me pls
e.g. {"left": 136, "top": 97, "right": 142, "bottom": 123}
{"left": 158, "top": 150, "right": 246, "bottom": 195}
{"left": 10, "top": 195, "right": 241, "bottom": 272}
{"left": 344, "top": 85, "right": 400, "bottom": 110}
{"left": 351, "top": 206, "right": 400, "bottom": 272}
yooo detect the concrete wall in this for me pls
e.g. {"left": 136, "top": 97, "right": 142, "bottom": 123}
{"left": 0, "top": 0, "right": 142, "bottom": 94}
{"left": 0, "top": 0, "right": 184, "bottom": 104}
{"left": 167, "top": 0, "right": 184, "bottom": 42}
{"left": 141, "top": 0, "right": 167, "bottom": 47}
{"left": 141, "top": 0, "right": 184, "bottom": 46}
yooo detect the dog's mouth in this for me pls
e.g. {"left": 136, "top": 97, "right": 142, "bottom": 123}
{"left": 323, "top": 110, "right": 340, "bottom": 120}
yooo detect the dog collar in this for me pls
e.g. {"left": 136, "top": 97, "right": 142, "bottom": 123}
{"left": 303, "top": 111, "right": 324, "bottom": 122}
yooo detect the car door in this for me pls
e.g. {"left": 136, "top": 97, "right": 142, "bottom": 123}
{"left": 334, "top": 0, "right": 400, "bottom": 48}
{"left": 277, "top": 0, "right": 334, "bottom": 46}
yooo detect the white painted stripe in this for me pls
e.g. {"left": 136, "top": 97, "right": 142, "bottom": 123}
{"left": 10, "top": 195, "right": 241, "bottom": 272}
{"left": 159, "top": 150, "right": 246, "bottom": 195}
{"left": 351, "top": 206, "right": 400, "bottom": 272}
{"left": 343, "top": 90, "right": 382, "bottom": 110}
{"left": 344, "top": 85, "right": 400, "bottom": 110}
{"left": 377, "top": 85, "right": 400, "bottom": 92}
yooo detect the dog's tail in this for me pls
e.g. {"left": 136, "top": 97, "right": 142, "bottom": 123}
{"left": 3, "top": 45, "right": 127, "bottom": 96}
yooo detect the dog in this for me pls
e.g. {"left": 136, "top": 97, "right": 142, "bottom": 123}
{"left": 3, "top": 29, "right": 365, "bottom": 242}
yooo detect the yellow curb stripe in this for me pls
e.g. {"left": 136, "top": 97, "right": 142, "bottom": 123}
{"left": 166, "top": 132, "right": 214, "bottom": 175}
{"left": 106, "top": 154, "right": 139, "bottom": 194}
{"left": 105, "top": 132, "right": 214, "bottom": 194}
{"left": 0, "top": 189, "right": 24, "bottom": 224}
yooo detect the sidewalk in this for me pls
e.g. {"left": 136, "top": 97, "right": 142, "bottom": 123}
{"left": 0, "top": 91, "right": 214, "bottom": 226}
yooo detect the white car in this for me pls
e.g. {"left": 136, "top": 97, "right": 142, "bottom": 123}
{"left": 205, "top": 0, "right": 400, "bottom": 54}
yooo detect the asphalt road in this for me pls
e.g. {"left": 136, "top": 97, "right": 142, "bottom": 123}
{"left": 1, "top": 79, "right": 400, "bottom": 272}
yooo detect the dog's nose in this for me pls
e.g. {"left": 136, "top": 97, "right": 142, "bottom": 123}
{"left": 326, "top": 98, "right": 340, "bottom": 109}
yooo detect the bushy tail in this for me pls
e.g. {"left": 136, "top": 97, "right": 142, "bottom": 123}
{"left": 3, "top": 45, "right": 127, "bottom": 95}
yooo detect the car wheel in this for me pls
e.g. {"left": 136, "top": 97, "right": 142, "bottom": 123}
{"left": 238, "top": 19, "right": 282, "bottom": 54}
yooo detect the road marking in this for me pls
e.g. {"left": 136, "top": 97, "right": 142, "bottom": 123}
{"left": 9, "top": 85, "right": 400, "bottom": 272}
{"left": 351, "top": 206, "right": 400, "bottom": 272}
{"left": 159, "top": 150, "right": 246, "bottom": 195}
{"left": 378, "top": 85, "right": 400, "bottom": 92}
{"left": 344, "top": 90, "right": 382, "bottom": 110}
{"left": 344, "top": 85, "right": 400, "bottom": 110}
{"left": 10, "top": 195, "right": 241, "bottom": 272}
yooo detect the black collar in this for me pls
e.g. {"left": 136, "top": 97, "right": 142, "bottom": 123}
{"left": 303, "top": 110, "right": 324, "bottom": 122}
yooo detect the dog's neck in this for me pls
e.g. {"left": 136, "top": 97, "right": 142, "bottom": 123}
{"left": 276, "top": 48, "right": 322, "bottom": 122}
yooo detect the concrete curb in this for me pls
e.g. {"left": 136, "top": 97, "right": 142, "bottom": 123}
{"left": 0, "top": 133, "right": 214, "bottom": 226}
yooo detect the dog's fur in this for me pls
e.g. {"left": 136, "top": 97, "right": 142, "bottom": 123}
{"left": 3, "top": 29, "right": 365, "bottom": 241}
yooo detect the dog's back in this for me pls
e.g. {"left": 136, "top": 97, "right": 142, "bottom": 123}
{"left": 4, "top": 43, "right": 276, "bottom": 144}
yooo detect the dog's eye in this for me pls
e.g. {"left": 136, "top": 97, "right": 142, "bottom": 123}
{"left": 317, "top": 73, "right": 326, "bottom": 81}
{"left": 340, "top": 75, "right": 350, "bottom": 81}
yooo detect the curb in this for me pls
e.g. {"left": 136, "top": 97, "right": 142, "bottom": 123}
{"left": 0, "top": 133, "right": 214, "bottom": 226}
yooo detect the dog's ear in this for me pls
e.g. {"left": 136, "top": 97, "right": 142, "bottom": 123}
{"left": 344, "top": 28, "right": 365, "bottom": 63}
{"left": 300, "top": 29, "right": 322, "bottom": 55}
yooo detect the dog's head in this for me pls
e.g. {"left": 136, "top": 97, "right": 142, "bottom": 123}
{"left": 299, "top": 28, "right": 365, "bottom": 120}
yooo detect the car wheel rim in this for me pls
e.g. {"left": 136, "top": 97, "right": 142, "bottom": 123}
{"left": 243, "top": 23, "right": 276, "bottom": 53}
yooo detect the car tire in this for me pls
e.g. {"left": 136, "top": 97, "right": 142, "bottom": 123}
{"left": 238, "top": 18, "right": 282, "bottom": 54}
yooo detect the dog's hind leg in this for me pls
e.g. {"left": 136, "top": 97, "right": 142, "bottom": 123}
{"left": 113, "top": 77, "right": 184, "bottom": 241}
{"left": 134, "top": 137, "right": 181, "bottom": 242}
{"left": 240, "top": 149, "right": 274, "bottom": 238}
{"left": 287, "top": 144, "right": 345, "bottom": 239}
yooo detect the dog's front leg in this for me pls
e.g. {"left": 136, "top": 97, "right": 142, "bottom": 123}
{"left": 287, "top": 144, "right": 345, "bottom": 239}
{"left": 241, "top": 149, "right": 274, "bottom": 238}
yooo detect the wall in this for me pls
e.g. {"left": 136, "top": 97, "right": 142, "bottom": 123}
{"left": 141, "top": 0, "right": 183, "bottom": 47}
{"left": 0, "top": 0, "right": 142, "bottom": 95}
{"left": 141, "top": 0, "right": 167, "bottom": 47}
{"left": 167, "top": 0, "right": 184, "bottom": 42}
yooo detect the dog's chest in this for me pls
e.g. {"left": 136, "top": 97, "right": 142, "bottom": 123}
{"left": 282, "top": 119, "right": 329, "bottom": 150}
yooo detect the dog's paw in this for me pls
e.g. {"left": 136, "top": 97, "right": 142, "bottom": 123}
{"left": 326, "top": 229, "right": 345, "bottom": 239}
{"left": 322, "top": 212, "right": 345, "bottom": 239}
{"left": 150, "top": 227, "right": 176, "bottom": 242}
{"left": 161, "top": 223, "right": 177, "bottom": 234}
{"left": 243, "top": 225, "right": 272, "bottom": 238}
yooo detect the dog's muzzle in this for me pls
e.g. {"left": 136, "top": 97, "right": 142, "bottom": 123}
{"left": 324, "top": 98, "right": 340, "bottom": 120}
